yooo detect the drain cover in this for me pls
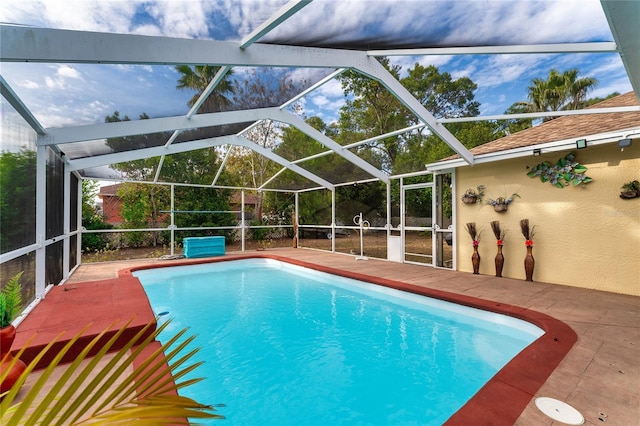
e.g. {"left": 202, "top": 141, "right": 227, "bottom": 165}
{"left": 535, "top": 397, "right": 584, "bottom": 425}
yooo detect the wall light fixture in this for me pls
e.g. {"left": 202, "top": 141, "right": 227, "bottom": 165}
{"left": 617, "top": 138, "right": 632, "bottom": 151}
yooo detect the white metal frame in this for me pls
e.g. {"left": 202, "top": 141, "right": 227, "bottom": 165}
{"left": 398, "top": 171, "right": 455, "bottom": 269}
{"left": 401, "top": 179, "right": 436, "bottom": 267}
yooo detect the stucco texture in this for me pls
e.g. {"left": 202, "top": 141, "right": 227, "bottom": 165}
{"left": 455, "top": 142, "right": 640, "bottom": 296}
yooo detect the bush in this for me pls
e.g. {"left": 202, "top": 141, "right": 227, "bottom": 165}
{"left": 81, "top": 215, "right": 112, "bottom": 252}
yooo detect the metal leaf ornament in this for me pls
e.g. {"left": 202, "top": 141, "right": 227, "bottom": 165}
{"left": 527, "top": 152, "right": 593, "bottom": 188}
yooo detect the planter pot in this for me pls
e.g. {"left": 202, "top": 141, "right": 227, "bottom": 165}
{"left": 620, "top": 190, "right": 638, "bottom": 199}
{"left": 0, "top": 325, "right": 27, "bottom": 394}
{"left": 493, "top": 204, "right": 508, "bottom": 212}
{"left": 462, "top": 196, "right": 478, "bottom": 204}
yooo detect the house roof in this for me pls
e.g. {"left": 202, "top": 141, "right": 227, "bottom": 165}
{"left": 430, "top": 92, "right": 640, "bottom": 169}
{"left": 471, "top": 92, "right": 640, "bottom": 156}
{"left": 98, "top": 183, "right": 123, "bottom": 197}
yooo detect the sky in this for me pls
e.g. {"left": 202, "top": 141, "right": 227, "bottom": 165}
{"left": 0, "top": 0, "right": 633, "bottom": 132}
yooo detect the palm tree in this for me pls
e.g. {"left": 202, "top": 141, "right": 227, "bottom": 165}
{"left": 175, "top": 65, "right": 235, "bottom": 113}
{"left": 524, "top": 68, "right": 598, "bottom": 120}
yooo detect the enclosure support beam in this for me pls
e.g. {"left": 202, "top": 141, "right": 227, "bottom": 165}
{"left": 451, "top": 170, "right": 457, "bottom": 271}
{"left": 241, "top": 190, "right": 246, "bottom": 252}
{"left": 367, "top": 42, "right": 617, "bottom": 57}
{"left": 399, "top": 177, "right": 405, "bottom": 262}
{"left": 170, "top": 184, "right": 176, "bottom": 256}
{"left": 76, "top": 177, "right": 83, "bottom": 268}
{"left": 386, "top": 182, "right": 391, "bottom": 241}
{"left": 35, "top": 145, "right": 47, "bottom": 299}
{"left": 63, "top": 169, "right": 71, "bottom": 281}
{"left": 331, "top": 190, "right": 336, "bottom": 253}
{"left": 294, "top": 192, "right": 299, "bottom": 249}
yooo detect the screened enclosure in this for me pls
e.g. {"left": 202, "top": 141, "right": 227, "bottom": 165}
{"left": 1, "top": 0, "right": 638, "bottom": 318}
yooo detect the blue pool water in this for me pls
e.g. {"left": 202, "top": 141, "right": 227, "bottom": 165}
{"left": 134, "top": 258, "right": 543, "bottom": 425}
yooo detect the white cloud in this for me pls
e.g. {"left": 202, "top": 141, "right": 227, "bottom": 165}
{"left": 0, "top": 0, "right": 141, "bottom": 33}
{"left": 58, "top": 65, "right": 82, "bottom": 79}
{"left": 315, "top": 79, "right": 344, "bottom": 99}
{"left": 45, "top": 76, "right": 65, "bottom": 90}
{"left": 88, "top": 100, "right": 110, "bottom": 111}
{"left": 440, "top": 0, "right": 610, "bottom": 46}
{"left": 146, "top": 1, "right": 209, "bottom": 39}
{"left": 21, "top": 80, "right": 40, "bottom": 89}
{"left": 389, "top": 56, "right": 455, "bottom": 79}
{"left": 301, "top": 79, "right": 346, "bottom": 122}
{"left": 130, "top": 24, "right": 163, "bottom": 37}
{"left": 450, "top": 64, "right": 476, "bottom": 81}
{"left": 588, "top": 56, "right": 627, "bottom": 77}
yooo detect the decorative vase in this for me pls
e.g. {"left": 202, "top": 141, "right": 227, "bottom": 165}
{"left": 495, "top": 243, "right": 504, "bottom": 277}
{"left": 0, "top": 325, "right": 27, "bottom": 394}
{"left": 471, "top": 245, "right": 480, "bottom": 274}
{"left": 524, "top": 244, "right": 535, "bottom": 281}
{"left": 462, "top": 195, "right": 478, "bottom": 204}
{"left": 494, "top": 203, "right": 508, "bottom": 212}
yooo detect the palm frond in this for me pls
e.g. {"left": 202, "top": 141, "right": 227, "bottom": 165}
{"left": 1, "top": 271, "right": 23, "bottom": 327}
{"left": 1, "top": 320, "right": 223, "bottom": 425}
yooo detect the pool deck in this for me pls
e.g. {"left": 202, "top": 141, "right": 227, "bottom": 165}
{"left": 14, "top": 248, "right": 639, "bottom": 425}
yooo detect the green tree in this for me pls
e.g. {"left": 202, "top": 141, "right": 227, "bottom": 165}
{"left": 104, "top": 111, "right": 173, "bottom": 247}
{"left": 401, "top": 64, "right": 480, "bottom": 119}
{"left": 276, "top": 116, "right": 360, "bottom": 185}
{"left": 81, "top": 180, "right": 111, "bottom": 252}
{"left": 338, "top": 58, "right": 409, "bottom": 170}
{"left": 118, "top": 183, "right": 154, "bottom": 247}
{"left": 0, "top": 149, "right": 36, "bottom": 253}
{"left": 392, "top": 63, "right": 501, "bottom": 173}
{"left": 584, "top": 91, "right": 620, "bottom": 106}
{"left": 173, "top": 186, "right": 235, "bottom": 239}
{"left": 519, "top": 68, "right": 598, "bottom": 120}
{"left": 225, "top": 68, "right": 310, "bottom": 217}
{"left": 338, "top": 61, "right": 486, "bottom": 174}
{"left": 175, "top": 65, "right": 235, "bottom": 113}
{"left": 497, "top": 102, "right": 534, "bottom": 135}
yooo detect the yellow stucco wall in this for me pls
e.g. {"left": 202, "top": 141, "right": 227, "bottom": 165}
{"left": 455, "top": 142, "right": 640, "bottom": 296}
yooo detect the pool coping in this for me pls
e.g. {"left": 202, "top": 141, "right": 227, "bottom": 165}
{"left": 122, "top": 253, "right": 578, "bottom": 425}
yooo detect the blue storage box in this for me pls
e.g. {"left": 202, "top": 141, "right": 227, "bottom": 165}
{"left": 183, "top": 236, "right": 225, "bottom": 258}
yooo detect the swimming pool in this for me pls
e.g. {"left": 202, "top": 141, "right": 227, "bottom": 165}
{"left": 134, "top": 258, "right": 544, "bottom": 425}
